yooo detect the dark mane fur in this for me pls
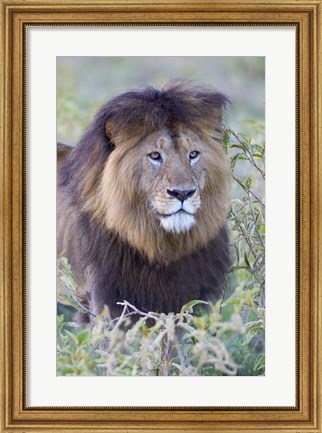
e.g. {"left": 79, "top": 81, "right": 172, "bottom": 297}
{"left": 74, "top": 210, "right": 230, "bottom": 318}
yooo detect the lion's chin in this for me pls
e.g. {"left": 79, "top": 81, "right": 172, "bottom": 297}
{"left": 160, "top": 211, "right": 196, "bottom": 234}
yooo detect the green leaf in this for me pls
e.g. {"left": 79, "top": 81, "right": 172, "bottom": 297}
{"left": 77, "top": 329, "right": 89, "bottom": 344}
{"left": 230, "top": 143, "right": 245, "bottom": 151}
{"left": 245, "top": 176, "right": 253, "bottom": 189}
{"left": 222, "top": 298, "right": 241, "bottom": 306}
{"left": 58, "top": 366, "right": 74, "bottom": 375}
{"left": 65, "top": 330, "right": 79, "bottom": 346}
{"left": 244, "top": 253, "right": 251, "bottom": 269}
{"left": 258, "top": 224, "right": 265, "bottom": 234}
{"left": 223, "top": 130, "right": 230, "bottom": 145}
{"left": 181, "top": 299, "right": 209, "bottom": 313}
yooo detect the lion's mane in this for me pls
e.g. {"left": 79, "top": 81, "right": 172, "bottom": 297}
{"left": 57, "top": 81, "right": 231, "bottom": 318}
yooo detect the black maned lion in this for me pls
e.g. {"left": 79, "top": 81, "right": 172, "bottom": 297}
{"left": 57, "top": 80, "right": 231, "bottom": 321}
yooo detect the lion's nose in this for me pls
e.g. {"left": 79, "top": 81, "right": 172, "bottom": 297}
{"left": 167, "top": 188, "right": 196, "bottom": 202}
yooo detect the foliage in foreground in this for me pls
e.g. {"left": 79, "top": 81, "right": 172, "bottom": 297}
{"left": 57, "top": 121, "right": 265, "bottom": 377}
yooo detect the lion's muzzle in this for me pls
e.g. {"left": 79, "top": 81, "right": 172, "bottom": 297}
{"left": 153, "top": 187, "right": 201, "bottom": 234}
{"left": 166, "top": 188, "right": 196, "bottom": 202}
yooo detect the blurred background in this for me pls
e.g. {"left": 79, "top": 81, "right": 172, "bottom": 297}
{"left": 57, "top": 56, "right": 264, "bottom": 144}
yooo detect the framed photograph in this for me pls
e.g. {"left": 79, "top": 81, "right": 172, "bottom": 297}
{"left": 1, "top": 0, "right": 321, "bottom": 432}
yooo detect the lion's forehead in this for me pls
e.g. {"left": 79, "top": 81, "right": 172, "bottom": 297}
{"left": 142, "top": 128, "right": 200, "bottom": 151}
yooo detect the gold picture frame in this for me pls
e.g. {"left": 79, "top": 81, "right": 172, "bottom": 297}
{"left": 1, "top": 0, "right": 321, "bottom": 431}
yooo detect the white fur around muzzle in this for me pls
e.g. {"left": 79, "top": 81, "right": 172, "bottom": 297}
{"left": 160, "top": 212, "right": 196, "bottom": 233}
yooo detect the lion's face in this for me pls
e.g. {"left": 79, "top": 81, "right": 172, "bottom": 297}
{"left": 87, "top": 124, "right": 230, "bottom": 262}
{"left": 137, "top": 129, "right": 206, "bottom": 233}
{"left": 100, "top": 125, "right": 230, "bottom": 236}
{"left": 82, "top": 80, "right": 231, "bottom": 263}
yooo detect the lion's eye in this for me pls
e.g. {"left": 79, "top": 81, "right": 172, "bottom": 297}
{"left": 189, "top": 151, "right": 200, "bottom": 160}
{"left": 148, "top": 152, "right": 162, "bottom": 161}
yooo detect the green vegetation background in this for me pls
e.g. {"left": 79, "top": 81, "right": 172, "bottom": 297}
{"left": 57, "top": 57, "right": 265, "bottom": 376}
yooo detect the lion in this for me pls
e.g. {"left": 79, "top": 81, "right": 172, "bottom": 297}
{"left": 57, "top": 80, "right": 231, "bottom": 320}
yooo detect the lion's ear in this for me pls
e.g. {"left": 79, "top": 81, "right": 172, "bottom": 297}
{"left": 105, "top": 119, "right": 115, "bottom": 141}
{"left": 205, "top": 92, "right": 229, "bottom": 125}
{"left": 105, "top": 118, "right": 143, "bottom": 148}
{"left": 105, "top": 119, "right": 129, "bottom": 146}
